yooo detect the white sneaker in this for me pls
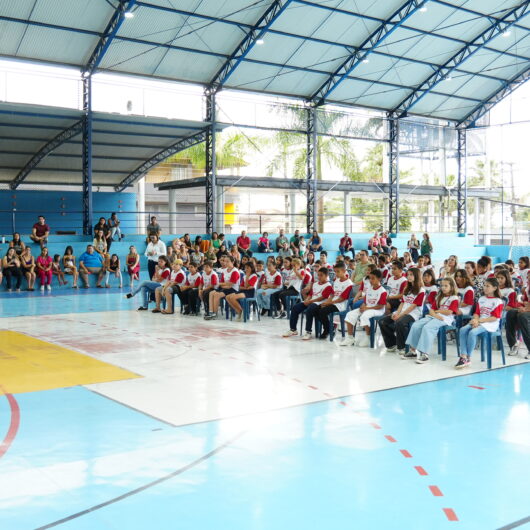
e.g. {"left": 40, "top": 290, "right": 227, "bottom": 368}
{"left": 397, "top": 349, "right": 406, "bottom": 356}
{"left": 235, "top": 313, "right": 243, "bottom": 322}
{"left": 385, "top": 345, "right": 397, "bottom": 353}
{"left": 339, "top": 335, "right": 355, "bottom": 347}
{"left": 40, "top": 285, "right": 44, "bottom": 291}
{"left": 282, "top": 329, "right": 298, "bottom": 338}
{"left": 302, "top": 332, "right": 312, "bottom": 341}
{"left": 46, "top": 285, "right": 51, "bottom": 291}
{"left": 508, "top": 344, "right": 519, "bottom": 356}
{"left": 357, "top": 334, "right": 370, "bottom": 348}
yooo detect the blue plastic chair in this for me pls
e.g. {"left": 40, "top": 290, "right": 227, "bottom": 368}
{"left": 479, "top": 329, "right": 506, "bottom": 369}
{"left": 240, "top": 297, "right": 260, "bottom": 323}
{"left": 368, "top": 314, "right": 386, "bottom": 348}
{"left": 326, "top": 297, "right": 355, "bottom": 342}
{"left": 286, "top": 294, "right": 301, "bottom": 318}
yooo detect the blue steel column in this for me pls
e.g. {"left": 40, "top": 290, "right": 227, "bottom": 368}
{"left": 82, "top": 75, "right": 93, "bottom": 236}
{"left": 306, "top": 106, "right": 317, "bottom": 233}
{"left": 388, "top": 115, "right": 399, "bottom": 236}
{"left": 205, "top": 89, "right": 217, "bottom": 234}
{"left": 456, "top": 128, "right": 467, "bottom": 236}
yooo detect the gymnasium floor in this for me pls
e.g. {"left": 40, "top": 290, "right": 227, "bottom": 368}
{"left": 0, "top": 290, "right": 529, "bottom": 530}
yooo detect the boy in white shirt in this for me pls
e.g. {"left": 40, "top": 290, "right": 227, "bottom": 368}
{"left": 340, "top": 269, "right": 387, "bottom": 347}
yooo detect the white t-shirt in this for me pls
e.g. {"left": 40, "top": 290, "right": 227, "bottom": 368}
{"left": 332, "top": 278, "right": 353, "bottom": 311}
{"left": 400, "top": 288, "right": 426, "bottom": 321}
{"left": 364, "top": 285, "right": 387, "bottom": 307}
{"left": 309, "top": 281, "right": 333, "bottom": 305}
{"left": 288, "top": 269, "right": 306, "bottom": 293}
{"left": 387, "top": 274, "right": 407, "bottom": 297}
{"left": 431, "top": 295, "right": 459, "bottom": 325}
{"left": 475, "top": 296, "right": 503, "bottom": 332}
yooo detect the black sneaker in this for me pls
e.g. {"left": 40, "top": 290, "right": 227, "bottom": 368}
{"left": 400, "top": 350, "right": 417, "bottom": 359}
{"left": 137, "top": 306, "right": 147, "bottom": 311}
{"left": 126, "top": 293, "right": 133, "bottom": 299}
{"left": 273, "top": 311, "right": 287, "bottom": 319}
{"left": 455, "top": 357, "right": 470, "bottom": 369}
{"left": 318, "top": 333, "right": 329, "bottom": 340}
{"left": 261, "top": 308, "right": 268, "bottom": 316}
{"left": 415, "top": 353, "right": 429, "bottom": 364}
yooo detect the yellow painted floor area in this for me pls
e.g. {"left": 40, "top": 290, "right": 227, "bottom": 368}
{"left": 0, "top": 331, "right": 139, "bottom": 394}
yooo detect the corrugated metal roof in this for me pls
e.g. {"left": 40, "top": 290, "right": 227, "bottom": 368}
{"left": 0, "top": 0, "right": 529, "bottom": 124}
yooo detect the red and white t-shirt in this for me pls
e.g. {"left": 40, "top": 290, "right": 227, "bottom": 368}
{"left": 359, "top": 276, "right": 371, "bottom": 294}
{"left": 424, "top": 285, "right": 438, "bottom": 307}
{"left": 202, "top": 270, "right": 219, "bottom": 290}
{"left": 243, "top": 273, "right": 258, "bottom": 291}
{"left": 458, "top": 286, "right": 475, "bottom": 315}
{"left": 387, "top": 274, "right": 407, "bottom": 297}
{"left": 170, "top": 269, "right": 186, "bottom": 287}
{"left": 379, "top": 267, "right": 390, "bottom": 284}
{"left": 288, "top": 269, "right": 306, "bottom": 293}
{"left": 400, "top": 288, "right": 426, "bottom": 321}
{"left": 475, "top": 296, "right": 503, "bottom": 331}
{"left": 223, "top": 267, "right": 240, "bottom": 292}
{"left": 364, "top": 285, "right": 387, "bottom": 307}
{"left": 157, "top": 267, "right": 171, "bottom": 286}
{"left": 186, "top": 272, "right": 203, "bottom": 288}
{"left": 431, "top": 295, "right": 459, "bottom": 324}
{"left": 518, "top": 268, "right": 530, "bottom": 288}
{"left": 309, "top": 281, "right": 333, "bottom": 305}
{"left": 263, "top": 270, "right": 282, "bottom": 288}
{"left": 500, "top": 287, "right": 518, "bottom": 309}
{"left": 332, "top": 278, "right": 353, "bottom": 311}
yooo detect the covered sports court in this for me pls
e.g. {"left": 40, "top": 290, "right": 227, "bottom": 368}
{"left": 0, "top": 1, "right": 530, "bottom": 529}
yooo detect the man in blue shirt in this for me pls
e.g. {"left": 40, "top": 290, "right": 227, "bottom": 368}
{"left": 79, "top": 245, "right": 104, "bottom": 288}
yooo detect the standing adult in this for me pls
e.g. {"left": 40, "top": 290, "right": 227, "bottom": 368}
{"left": 408, "top": 233, "right": 420, "bottom": 262}
{"left": 36, "top": 247, "right": 53, "bottom": 291}
{"left": 30, "top": 215, "right": 50, "bottom": 249}
{"left": 146, "top": 216, "right": 162, "bottom": 243}
{"left": 78, "top": 245, "right": 104, "bottom": 288}
{"left": 420, "top": 233, "right": 433, "bottom": 257}
{"left": 145, "top": 234, "right": 167, "bottom": 280}
{"left": 275, "top": 229, "right": 288, "bottom": 252}
{"left": 108, "top": 212, "right": 123, "bottom": 241}
{"left": 339, "top": 233, "right": 354, "bottom": 257}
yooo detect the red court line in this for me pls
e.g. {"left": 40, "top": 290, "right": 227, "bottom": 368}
{"left": 400, "top": 449, "right": 412, "bottom": 458}
{"left": 414, "top": 466, "right": 428, "bottom": 476}
{"left": 468, "top": 385, "right": 485, "bottom": 390}
{"left": 308, "top": 385, "right": 318, "bottom": 390}
{"left": 339, "top": 401, "right": 348, "bottom": 406}
{"left": 385, "top": 435, "right": 397, "bottom": 443}
{"left": 443, "top": 508, "right": 459, "bottom": 522}
{"left": 429, "top": 485, "right": 444, "bottom": 497}
{"left": 0, "top": 391, "right": 21, "bottom": 460}
{"left": 370, "top": 423, "right": 382, "bottom": 430}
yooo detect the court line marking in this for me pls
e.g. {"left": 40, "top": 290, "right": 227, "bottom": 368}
{"left": 35, "top": 430, "right": 246, "bottom": 530}
{"left": 497, "top": 515, "right": 530, "bottom": 530}
{"left": 0, "top": 387, "right": 20, "bottom": 461}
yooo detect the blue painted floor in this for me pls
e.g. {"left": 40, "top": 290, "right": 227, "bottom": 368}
{"left": 1, "top": 366, "right": 529, "bottom": 530}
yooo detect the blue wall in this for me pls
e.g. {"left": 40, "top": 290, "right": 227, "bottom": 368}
{"left": 0, "top": 191, "right": 137, "bottom": 235}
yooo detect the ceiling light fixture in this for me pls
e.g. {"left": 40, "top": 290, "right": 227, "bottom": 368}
{"left": 124, "top": 11, "right": 135, "bottom": 19}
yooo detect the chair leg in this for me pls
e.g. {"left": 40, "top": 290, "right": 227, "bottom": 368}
{"left": 487, "top": 334, "right": 492, "bottom": 369}
{"left": 497, "top": 334, "right": 506, "bottom": 366}
{"left": 369, "top": 320, "right": 375, "bottom": 349}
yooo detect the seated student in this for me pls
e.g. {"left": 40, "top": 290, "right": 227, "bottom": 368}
{"left": 340, "top": 268, "right": 387, "bottom": 347}
{"left": 339, "top": 233, "right": 354, "bottom": 257}
{"left": 3, "top": 248, "right": 22, "bottom": 292}
{"left": 404, "top": 277, "right": 459, "bottom": 363}
{"left": 422, "top": 269, "right": 438, "bottom": 308}
{"left": 282, "top": 267, "right": 333, "bottom": 339}
{"left": 271, "top": 258, "right": 306, "bottom": 319}
{"left": 62, "top": 246, "right": 79, "bottom": 288}
{"left": 200, "top": 260, "right": 218, "bottom": 315}
{"left": 30, "top": 215, "right": 50, "bottom": 249}
{"left": 465, "top": 260, "right": 476, "bottom": 282}
{"left": 154, "top": 258, "right": 186, "bottom": 314}
{"left": 226, "top": 262, "right": 258, "bottom": 321}
{"left": 452, "top": 269, "right": 473, "bottom": 316}
{"left": 104, "top": 253, "right": 122, "bottom": 288}
{"left": 258, "top": 232, "right": 274, "bottom": 253}
{"left": 205, "top": 255, "right": 240, "bottom": 320}
{"left": 20, "top": 247, "right": 36, "bottom": 291}
{"left": 504, "top": 260, "right": 521, "bottom": 287}
{"left": 495, "top": 269, "right": 520, "bottom": 356}
{"left": 52, "top": 254, "right": 67, "bottom": 286}
{"left": 313, "top": 262, "right": 352, "bottom": 340}
{"left": 319, "top": 251, "right": 333, "bottom": 270}
{"left": 379, "top": 268, "right": 425, "bottom": 355}
{"left": 126, "top": 246, "right": 140, "bottom": 289}
{"left": 403, "top": 251, "right": 416, "bottom": 270}
{"left": 125, "top": 256, "right": 171, "bottom": 311}
{"left": 257, "top": 260, "right": 283, "bottom": 315}
{"left": 9, "top": 233, "right": 25, "bottom": 256}
{"left": 474, "top": 256, "right": 495, "bottom": 299}
{"left": 255, "top": 260, "right": 265, "bottom": 281}
{"left": 79, "top": 245, "right": 104, "bottom": 288}
{"left": 386, "top": 261, "right": 407, "bottom": 313}
{"left": 456, "top": 278, "right": 503, "bottom": 369}
{"left": 176, "top": 263, "right": 203, "bottom": 315}
{"left": 517, "top": 256, "right": 530, "bottom": 289}
{"left": 236, "top": 230, "right": 252, "bottom": 257}
{"left": 377, "top": 255, "right": 390, "bottom": 285}
{"left": 309, "top": 231, "right": 323, "bottom": 252}
{"left": 36, "top": 247, "right": 53, "bottom": 291}
{"left": 506, "top": 273, "right": 530, "bottom": 359}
